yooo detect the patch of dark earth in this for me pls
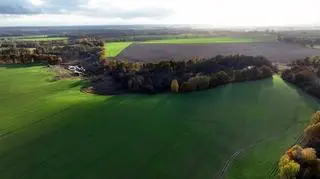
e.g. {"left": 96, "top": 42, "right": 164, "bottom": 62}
{"left": 117, "top": 42, "right": 320, "bottom": 63}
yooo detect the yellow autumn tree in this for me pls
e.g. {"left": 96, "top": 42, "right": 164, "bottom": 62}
{"left": 171, "top": 79, "right": 179, "bottom": 93}
{"left": 279, "top": 154, "right": 300, "bottom": 179}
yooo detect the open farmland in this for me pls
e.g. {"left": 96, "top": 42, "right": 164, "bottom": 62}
{"left": 0, "top": 65, "right": 319, "bottom": 179}
{"left": 117, "top": 42, "right": 320, "bottom": 63}
{"left": 104, "top": 37, "right": 257, "bottom": 57}
{"left": 140, "top": 37, "right": 257, "bottom": 44}
{"left": 104, "top": 42, "right": 132, "bottom": 57}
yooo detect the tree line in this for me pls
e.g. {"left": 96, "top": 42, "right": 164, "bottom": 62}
{"left": 92, "top": 55, "right": 274, "bottom": 94}
{"left": 0, "top": 40, "right": 67, "bottom": 49}
{"left": 281, "top": 56, "right": 320, "bottom": 98}
{"left": 0, "top": 38, "right": 105, "bottom": 68}
{"left": 278, "top": 35, "right": 320, "bottom": 47}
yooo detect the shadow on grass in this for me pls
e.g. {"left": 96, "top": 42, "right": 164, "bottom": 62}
{"left": 69, "top": 79, "right": 91, "bottom": 89}
{"left": 282, "top": 79, "right": 320, "bottom": 109}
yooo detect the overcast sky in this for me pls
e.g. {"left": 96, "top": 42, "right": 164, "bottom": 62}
{"left": 0, "top": 0, "right": 319, "bottom": 27}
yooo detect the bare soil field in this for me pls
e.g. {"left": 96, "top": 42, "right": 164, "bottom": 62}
{"left": 117, "top": 42, "right": 320, "bottom": 63}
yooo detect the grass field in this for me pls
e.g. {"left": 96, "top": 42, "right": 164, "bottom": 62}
{"left": 141, "top": 37, "right": 258, "bottom": 44}
{"left": 104, "top": 42, "right": 132, "bottom": 57}
{"left": 0, "top": 65, "right": 318, "bottom": 179}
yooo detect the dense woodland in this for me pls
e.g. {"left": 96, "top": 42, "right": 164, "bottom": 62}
{"left": 91, "top": 55, "right": 274, "bottom": 94}
{"left": 281, "top": 56, "right": 320, "bottom": 98}
{"left": 278, "top": 35, "right": 320, "bottom": 47}
{"left": 0, "top": 38, "right": 105, "bottom": 75}
{"left": 0, "top": 40, "right": 67, "bottom": 48}
{"left": 0, "top": 26, "right": 221, "bottom": 41}
{"left": 279, "top": 111, "right": 320, "bottom": 179}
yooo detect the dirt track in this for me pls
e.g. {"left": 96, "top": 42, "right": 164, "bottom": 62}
{"left": 213, "top": 107, "right": 302, "bottom": 179}
{"left": 117, "top": 42, "right": 320, "bottom": 63}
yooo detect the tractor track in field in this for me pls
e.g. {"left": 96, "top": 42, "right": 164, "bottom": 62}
{"left": 266, "top": 134, "right": 305, "bottom": 178}
{"left": 213, "top": 134, "right": 282, "bottom": 179}
{"left": 213, "top": 107, "right": 301, "bottom": 179}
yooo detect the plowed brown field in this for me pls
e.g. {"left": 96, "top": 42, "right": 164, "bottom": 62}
{"left": 117, "top": 42, "right": 320, "bottom": 63}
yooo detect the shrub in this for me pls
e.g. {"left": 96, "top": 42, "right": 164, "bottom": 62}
{"left": 142, "top": 84, "right": 154, "bottom": 93}
{"left": 259, "top": 65, "right": 273, "bottom": 78}
{"left": 180, "top": 82, "right": 197, "bottom": 92}
{"left": 170, "top": 79, "right": 179, "bottom": 93}
{"left": 188, "top": 76, "right": 211, "bottom": 90}
{"left": 216, "top": 71, "right": 231, "bottom": 84}
{"left": 295, "top": 70, "right": 315, "bottom": 85}
{"left": 234, "top": 70, "right": 246, "bottom": 82}
{"left": 281, "top": 70, "right": 295, "bottom": 83}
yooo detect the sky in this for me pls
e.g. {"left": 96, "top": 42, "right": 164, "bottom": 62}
{"left": 0, "top": 0, "right": 319, "bottom": 27}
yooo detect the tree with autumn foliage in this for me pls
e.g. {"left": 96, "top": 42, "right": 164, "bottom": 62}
{"left": 304, "top": 111, "right": 320, "bottom": 145}
{"left": 279, "top": 153, "right": 300, "bottom": 179}
{"left": 170, "top": 79, "right": 179, "bottom": 93}
{"left": 279, "top": 111, "right": 320, "bottom": 179}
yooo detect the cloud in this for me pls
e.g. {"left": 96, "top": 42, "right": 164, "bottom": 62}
{"left": 79, "top": 7, "right": 173, "bottom": 19}
{"left": 41, "top": 0, "right": 87, "bottom": 13}
{"left": 0, "top": 0, "right": 173, "bottom": 20}
{"left": 0, "top": 0, "right": 41, "bottom": 14}
{"left": 0, "top": 0, "right": 319, "bottom": 26}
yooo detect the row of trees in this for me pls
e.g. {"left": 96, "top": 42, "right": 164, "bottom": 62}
{"left": 171, "top": 65, "right": 273, "bottom": 93}
{"left": 279, "top": 111, "right": 320, "bottom": 179}
{"left": 0, "top": 37, "right": 104, "bottom": 49}
{"left": 281, "top": 57, "right": 320, "bottom": 98}
{"left": 0, "top": 48, "right": 62, "bottom": 65}
{"left": 0, "top": 38, "right": 105, "bottom": 68}
{"left": 278, "top": 35, "right": 320, "bottom": 47}
{"left": 93, "top": 55, "right": 274, "bottom": 94}
{"left": 0, "top": 40, "right": 67, "bottom": 49}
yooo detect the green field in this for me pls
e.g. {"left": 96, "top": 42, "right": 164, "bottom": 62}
{"left": 104, "top": 42, "right": 132, "bottom": 57}
{"left": 141, "top": 37, "right": 257, "bottom": 44}
{"left": 0, "top": 65, "right": 318, "bottom": 179}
